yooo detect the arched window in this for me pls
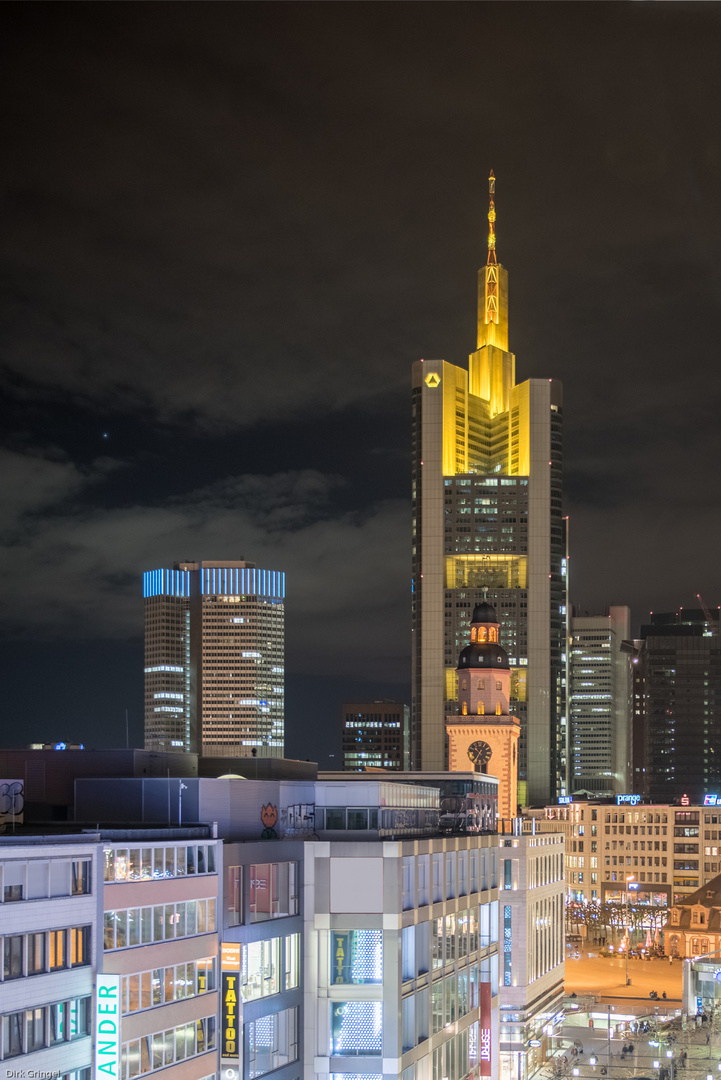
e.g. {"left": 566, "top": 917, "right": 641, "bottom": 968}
{"left": 692, "top": 937, "right": 700, "bottom": 955}
{"left": 471, "top": 627, "right": 477, "bottom": 642}
{"left": 495, "top": 702, "right": 502, "bottom": 715}
{"left": 701, "top": 938, "right": 709, "bottom": 954}
{"left": 477, "top": 703, "right": 485, "bottom": 716}
{"left": 477, "top": 680, "right": 485, "bottom": 690}
{"left": 478, "top": 627, "right": 488, "bottom": 642}
{"left": 496, "top": 681, "right": 502, "bottom": 690}
{"left": 462, "top": 701, "right": 468, "bottom": 715}
{"left": 489, "top": 627, "right": 498, "bottom": 642}
{"left": 669, "top": 935, "right": 679, "bottom": 957}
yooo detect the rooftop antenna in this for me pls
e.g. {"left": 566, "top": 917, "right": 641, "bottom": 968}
{"left": 487, "top": 170, "right": 497, "bottom": 266}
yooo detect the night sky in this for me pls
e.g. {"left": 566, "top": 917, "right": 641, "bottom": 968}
{"left": 2, "top": 3, "right": 721, "bottom": 763}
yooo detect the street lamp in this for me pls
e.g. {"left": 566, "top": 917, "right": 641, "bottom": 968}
{"left": 625, "top": 874, "right": 636, "bottom": 986}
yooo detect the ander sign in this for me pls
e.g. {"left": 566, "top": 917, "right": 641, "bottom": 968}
{"left": 95, "top": 974, "right": 121, "bottom": 1077}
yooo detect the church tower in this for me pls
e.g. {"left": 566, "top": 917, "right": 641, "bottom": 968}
{"left": 446, "top": 597, "right": 520, "bottom": 820}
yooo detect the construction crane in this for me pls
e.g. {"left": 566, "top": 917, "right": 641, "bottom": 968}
{"left": 696, "top": 593, "right": 718, "bottom": 637}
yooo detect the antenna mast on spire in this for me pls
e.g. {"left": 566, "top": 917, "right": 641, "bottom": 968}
{"left": 487, "top": 169, "right": 497, "bottom": 266}
{"left": 483, "top": 170, "right": 499, "bottom": 329}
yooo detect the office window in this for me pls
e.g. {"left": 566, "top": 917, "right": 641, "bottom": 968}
{"left": 247, "top": 1007, "right": 298, "bottom": 1077}
{"left": 70, "top": 926, "right": 90, "bottom": 967}
{"left": 248, "top": 863, "right": 298, "bottom": 922}
{"left": 3, "top": 935, "right": 23, "bottom": 979}
{"left": 27, "top": 933, "right": 45, "bottom": 975}
{"left": 2, "top": 1012, "right": 23, "bottom": 1057}
{"left": 71, "top": 861, "right": 91, "bottom": 895}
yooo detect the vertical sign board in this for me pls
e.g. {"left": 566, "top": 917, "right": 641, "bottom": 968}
{"left": 221, "top": 943, "right": 241, "bottom": 1080}
{"left": 479, "top": 981, "right": 492, "bottom": 1077}
{"left": 95, "top": 973, "right": 121, "bottom": 1078}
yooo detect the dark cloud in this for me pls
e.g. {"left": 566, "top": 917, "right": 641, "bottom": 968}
{"left": 1, "top": 3, "right": 721, "bottom": 751}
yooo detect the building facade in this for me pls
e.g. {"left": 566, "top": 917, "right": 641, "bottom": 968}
{"left": 0, "top": 835, "right": 97, "bottom": 1080}
{"left": 303, "top": 832, "right": 500, "bottom": 1080}
{"left": 568, "top": 607, "right": 632, "bottom": 798}
{"left": 664, "top": 873, "right": 721, "bottom": 961}
{"left": 0, "top": 827, "right": 222, "bottom": 1080}
{"left": 497, "top": 824, "right": 565, "bottom": 1080}
{"left": 144, "top": 561, "right": 285, "bottom": 758}
{"left": 635, "top": 609, "right": 721, "bottom": 804}
{"left": 342, "top": 701, "right": 410, "bottom": 771}
{"left": 411, "top": 173, "right": 566, "bottom": 805}
{"left": 541, "top": 798, "right": 721, "bottom": 908}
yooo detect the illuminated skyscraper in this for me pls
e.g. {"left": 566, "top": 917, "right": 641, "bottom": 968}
{"left": 144, "top": 560, "right": 285, "bottom": 757}
{"left": 569, "top": 606, "right": 632, "bottom": 797}
{"left": 411, "top": 173, "right": 567, "bottom": 804}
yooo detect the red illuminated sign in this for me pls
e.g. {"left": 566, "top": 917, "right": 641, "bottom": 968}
{"left": 480, "top": 981, "right": 491, "bottom": 1076}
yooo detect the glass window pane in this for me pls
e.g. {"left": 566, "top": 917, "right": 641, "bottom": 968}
{"left": 26, "top": 1007, "right": 45, "bottom": 1052}
{"left": 331, "top": 930, "right": 382, "bottom": 984}
{"left": 128, "top": 974, "right": 140, "bottom": 1013}
{"left": 115, "top": 850, "right": 129, "bottom": 881}
{"left": 50, "top": 929, "right": 66, "bottom": 969}
{"left": 141, "top": 907, "right": 152, "bottom": 944}
{"left": 104, "top": 913, "right": 114, "bottom": 951}
{"left": 4, "top": 935, "right": 23, "bottom": 979}
{"left": 227, "top": 866, "right": 242, "bottom": 925}
{"left": 186, "top": 900, "right": 196, "bottom": 935}
{"left": 115, "top": 910, "right": 127, "bottom": 948}
{"left": 331, "top": 1002, "right": 382, "bottom": 1057}
{"left": 49, "top": 1002, "right": 65, "bottom": 1044}
{"left": 28, "top": 932, "right": 46, "bottom": 975}
{"left": 128, "top": 909, "right": 140, "bottom": 947}
{"left": 3, "top": 1012, "right": 24, "bottom": 1057}
{"left": 128, "top": 849, "right": 141, "bottom": 880}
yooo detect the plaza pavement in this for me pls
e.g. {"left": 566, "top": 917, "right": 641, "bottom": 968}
{"left": 554, "top": 946, "right": 721, "bottom": 1080}
{"left": 565, "top": 946, "right": 683, "bottom": 1003}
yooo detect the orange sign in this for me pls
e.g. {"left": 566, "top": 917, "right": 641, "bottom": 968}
{"left": 221, "top": 942, "right": 241, "bottom": 971}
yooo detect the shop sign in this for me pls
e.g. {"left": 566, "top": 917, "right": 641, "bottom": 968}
{"left": 95, "top": 974, "right": 121, "bottom": 1077}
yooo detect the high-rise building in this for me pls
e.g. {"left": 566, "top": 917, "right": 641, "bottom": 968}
{"left": 144, "top": 560, "right": 285, "bottom": 757}
{"left": 411, "top": 172, "right": 566, "bottom": 804}
{"left": 341, "top": 700, "right": 409, "bottom": 771}
{"left": 636, "top": 607, "right": 720, "bottom": 803}
{"left": 568, "top": 606, "right": 632, "bottom": 797}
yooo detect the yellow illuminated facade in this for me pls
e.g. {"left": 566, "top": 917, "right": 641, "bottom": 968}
{"left": 411, "top": 173, "right": 567, "bottom": 805}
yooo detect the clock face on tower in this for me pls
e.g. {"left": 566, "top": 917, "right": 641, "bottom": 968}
{"left": 467, "top": 740, "right": 492, "bottom": 767}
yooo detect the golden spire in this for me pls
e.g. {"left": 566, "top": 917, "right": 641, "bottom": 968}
{"left": 473, "top": 167, "right": 510, "bottom": 361}
{"left": 487, "top": 169, "right": 497, "bottom": 266}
